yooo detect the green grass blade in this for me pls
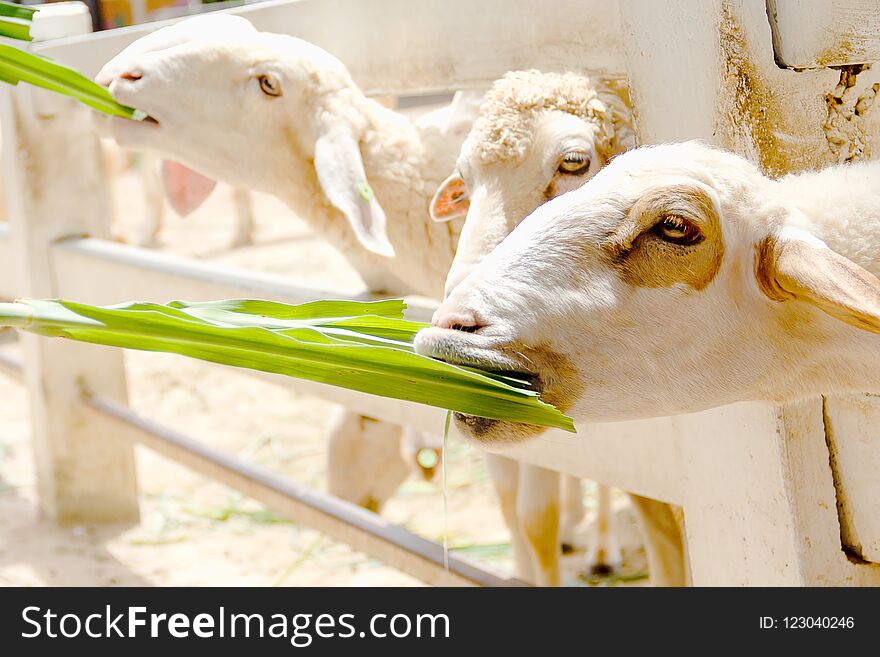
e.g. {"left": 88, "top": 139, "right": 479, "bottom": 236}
{"left": 0, "top": 17, "right": 31, "bottom": 41}
{"left": 52, "top": 302, "right": 542, "bottom": 401}
{"left": 168, "top": 298, "right": 407, "bottom": 320}
{"left": 0, "top": 43, "right": 144, "bottom": 119}
{"left": 0, "top": 2, "right": 37, "bottom": 21}
{"left": 0, "top": 64, "right": 19, "bottom": 85}
{"left": 317, "top": 315, "right": 430, "bottom": 342}
{"left": 0, "top": 299, "right": 575, "bottom": 431}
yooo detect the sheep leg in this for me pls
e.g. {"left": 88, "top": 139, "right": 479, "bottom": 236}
{"left": 230, "top": 187, "right": 255, "bottom": 247}
{"left": 484, "top": 454, "right": 534, "bottom": 584}
{"left": 325, "top": 409, "right": 409, "bottom": 513}
{"left": 517, "top": 464, "right": 561, "bottom": 587}
{"left": 627, "top": 494, "right": 687, "bottom": 586}
{"left": 585, "top": 484, "right": 622, "bottom": 574}
{"left": 558, "top": 475, "right": 585, "bottom": 553}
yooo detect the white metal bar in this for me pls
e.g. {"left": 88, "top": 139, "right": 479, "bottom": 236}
{"left": 83, "top": 394, "right": 523, "bottom": 587}
{"left": 50, "top": 236, "right": 437, "bottom": 322}
{"left": 33, "top": 0, "right": 627, "bottom": 95}
{"left": 0, "top": 348, "right": 521, "bottom": 586}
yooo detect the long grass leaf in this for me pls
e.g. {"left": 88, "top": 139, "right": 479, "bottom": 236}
{"left": 0, "top": 43, "right": 143, "bottom": 119}
{"left": 168, "top": 298, "right": 407, "bottom": 320}
{"left": 0, "top": 17, "right": 31, "bottom": 41}
{"left": 0, "top": 2, "right": 37, "bottom": 21}
{"left": 0, "top": 299, "right": 575, "bottom": 431}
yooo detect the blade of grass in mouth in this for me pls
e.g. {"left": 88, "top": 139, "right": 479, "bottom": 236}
{"left": 0, "top": 43, "right": 146, "bottom": 120}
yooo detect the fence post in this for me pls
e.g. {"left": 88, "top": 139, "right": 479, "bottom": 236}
{"left": 0, "top": 3, "right": 138, "bottom": 524}
{"left": 619, "top": 0, "right": 880, "bottom": 584}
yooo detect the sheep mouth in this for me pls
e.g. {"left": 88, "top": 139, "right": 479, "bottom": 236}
{"left": 414, "top": 326, "right": 550, "bottom": 443}
{"left": 122, "top": 110, "right": 161, "bottom": 128}
{"left": 415, "top": 326, "right": 581, "bottom": 444}
{"left": 449, "top": 367, "right": 541, "bottom": 443}
{"left": 413, "top": 326, "right": 540, "bottom": 387}
{"left": 94, "top": 111, "right": 161, "bottom": 144}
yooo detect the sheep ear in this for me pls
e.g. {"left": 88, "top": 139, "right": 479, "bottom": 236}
{"left": 161, "top": 160, "right": 217, "bottom": 216}
{"left": 313, "top": 125, "right": 394, "bottom": 257}
{"left": 430, "top": 173, "right": 469, "bottom": 222}
{"left": 597, "top": 78, "right": 636, "bottom": 158}
{"left": 610, "top": 123, "right": 637, "bottom": 157}
{"left": 756, "top": 230, "right": 880, "bottom": 334}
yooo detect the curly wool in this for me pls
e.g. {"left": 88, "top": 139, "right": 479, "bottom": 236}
{"left": 469, "top": 70, "right": 631, "bottom": 165}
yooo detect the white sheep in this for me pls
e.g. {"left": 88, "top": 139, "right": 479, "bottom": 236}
{"left": 95, "top": 15, "right": 631, "bottom": 585}
{"left": 96, "top": 13, "right": 461, "bottom": 297}
{"left": 417, "top": 140, "right": 880, "bottom": 428}
{"left": 94, "top": 13, "right": 470, "bottom": 515}
{"left": 141, "top": 91, "right": 471, "bottom": 250}
{"left": 429, "top": 70, "right": 685, "bottom": 586}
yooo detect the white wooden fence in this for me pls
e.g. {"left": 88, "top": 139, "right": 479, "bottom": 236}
{"left": 1, "top": 0, "right": 879, "bottom": 586}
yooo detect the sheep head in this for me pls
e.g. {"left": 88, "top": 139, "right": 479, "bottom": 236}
{"left": 95, "top": 14, "right": 393, "bottom": 256}
{"left": 431, "top": 70, "right": 634, "bottom": 298}
{"left": 416, "top": 142, "right": 880, "bottom": 444}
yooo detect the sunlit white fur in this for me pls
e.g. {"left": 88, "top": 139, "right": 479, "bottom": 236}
{"left": 438, "top": 72, "right": 686, "bottom": 586}
{"left": 96, "top": 14, "right": 471, "bottom": 297}
{"left": 422, "top": 142, "right": 880, "bottom": 426}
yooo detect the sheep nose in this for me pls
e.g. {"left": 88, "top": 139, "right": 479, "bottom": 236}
{"left": 432, "top": 306, "right": 481, "bottom": 333}
{"left": 96, "top": 67, "right": 143, "bottom": 87}
{"left": 118, "top": 69, "right": 144, "bottom": 81}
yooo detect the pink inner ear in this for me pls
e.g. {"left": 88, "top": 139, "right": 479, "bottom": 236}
{"left": 161, "top": 160, "right": 218, "bottom": 216}
{"left": 430, "top": 177, "right": 469, "bottom": 221}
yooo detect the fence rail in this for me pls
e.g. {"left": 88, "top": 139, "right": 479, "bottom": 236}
{"left": 32, "top": 0, "right": 627, "bottom": 95}
{"left": 0, "top": 352, "right": 521, "bottom": 586}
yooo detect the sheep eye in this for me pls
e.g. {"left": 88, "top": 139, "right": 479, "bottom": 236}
{"left": 258, "top": 73, "right": 282, "bottom": 97}
{"left": 558, "top": 150, "right": 591, "bottom": 175}
{"left": 653, "top": 214, "right": 703, "bottom": 245}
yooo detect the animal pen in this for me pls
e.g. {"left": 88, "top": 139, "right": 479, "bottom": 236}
{"left": 1, "top": 0, "right": 879, "bottom": 586}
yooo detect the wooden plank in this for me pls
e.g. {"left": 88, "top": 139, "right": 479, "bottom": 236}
{"left": 500, "top": 417, "right": 683, "bottom": 504}
{"left": 33, "top": 0, "right": 626, "bottom": 95}
{"left": 622, "top": 0, "right": 880, "bottom": 173}
{"left": 0, "top": 7, "right": 139, "bottom": 524}
{"left": 823, "top": 394, "right": 880, "bottom": 563}
{"left": 0, "top": 224, "right": 16, "bottom": 296}
{"left": 82, "top": 394, "right": 523, "bottom": 587}
{"left": 768, "top": 0, "right": 880, "bottom": 69}
{"left": 677, "top": 399, "right": 880, "bottom": 585}
{"left": 620, "top": 0, "right": 880, "bottom": 583}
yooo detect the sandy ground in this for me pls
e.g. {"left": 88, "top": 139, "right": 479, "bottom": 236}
{"left": 0, "top": 149, "right": 648, "bottom": 588}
